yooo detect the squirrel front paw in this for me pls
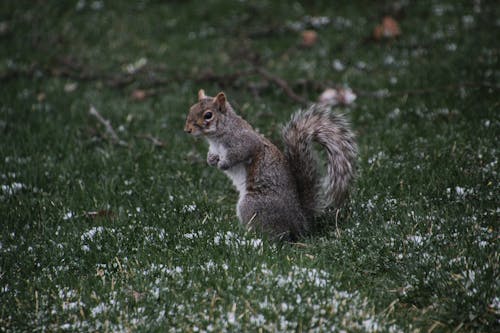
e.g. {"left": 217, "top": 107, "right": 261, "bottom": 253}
{"left": 217, "top": 159, "right": 231, "bottom": 170}
{"left": 207, "top": 153, "right": 219, "bottom": 167}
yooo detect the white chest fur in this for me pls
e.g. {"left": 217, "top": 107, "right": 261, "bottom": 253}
{"left": 206, "top": 139, "right": 248, "bottom": 195}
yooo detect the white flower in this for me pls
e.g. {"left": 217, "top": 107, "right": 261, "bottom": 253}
{"left": 319, "top": 88, "right": 356, "bottom": 106}
{"left": 332, "top": 59, "right": 345, "bottom": 71}
{"left": 63, "top": 211, "right": 75, "bottom": 220}
{"left": 91, "top": 303, "right": 107, "bottom": 317}
{"left": 182, "top": 203, "right": 197, "bottom": 213}
{"left": 1, "top": 182, "right": 26, "bottom": 195}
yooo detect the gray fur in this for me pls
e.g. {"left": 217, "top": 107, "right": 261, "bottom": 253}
{"left": 185, "top": 92, "right": 357, "bottom": 240}
{"left": 282, "top": 104, "right": 358, "bottom": 217}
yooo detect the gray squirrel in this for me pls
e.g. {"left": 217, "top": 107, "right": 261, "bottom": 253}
{"left": 184, "top": 89, "right": 357, "bottom": 241}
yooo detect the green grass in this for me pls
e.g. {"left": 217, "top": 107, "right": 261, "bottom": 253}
{"left": 1, "top": 1, "right": 498, "bottom": 332}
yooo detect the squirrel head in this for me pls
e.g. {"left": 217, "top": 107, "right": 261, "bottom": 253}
{"left": 184, "top": 89, "right": 229, "bottom": 137}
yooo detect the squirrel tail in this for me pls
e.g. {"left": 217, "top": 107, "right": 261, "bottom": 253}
{"left": 282, "top": 105, "right": 357, "bottom": 218}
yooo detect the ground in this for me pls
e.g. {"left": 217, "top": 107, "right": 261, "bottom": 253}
{"left": 0, "top": 1, "right": 498, "bottom": 332}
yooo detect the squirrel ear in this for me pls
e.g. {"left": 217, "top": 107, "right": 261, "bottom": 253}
{"left": 198, "top": 89, "right": 206, "bottom": 101}
{"left": 214, "top": 92, "right": 227, "bottom": 113}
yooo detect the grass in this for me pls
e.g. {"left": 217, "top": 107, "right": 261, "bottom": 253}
{"left": 1, "top": 1, "right": 498, "bottom": 332}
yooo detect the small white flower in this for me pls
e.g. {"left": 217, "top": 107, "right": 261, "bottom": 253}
{"left": 281, "top": 302, "right": 289, "bottom": 312}
{"left": 445, "top": 43, "right": 457, "bottom": 52}
{"left": 384, "top": 55, "right": 395, "bottom": 65}
{"left": 407, "top": 235, "right": 424, "bottom": 246}
{"left": 91, "top": 303, "right": 107, "bottom": 317}
{"left": 318, "top": 88, "right": 356, "bottom": 106}
{"left": 90, "top": 1, "right": 103, "bottom": 11}
{"left": 75, "top": 0, "right": 85, "bottom": 11}
{"left": 490, "top": 297, "right": 500, "bottom": 311}
{"left": 1, "top": 182, "right": 26, "bottom": 195}
{"left": 182, "top": 204, "right": 197, "bottom": 213}
{"left": 332, "top": 59, "right": 345, "bottom": 71}
{"left": 227, "top": 311, "right": 236, "bottom": 325}
{"left": 455, "top": 186, "right": 465, "bottom": 196}
{"left": 63, "top": 211, "right": 75, "bottom": 220}
{"left": 124, "top": 57, "right": 147, "bottom": 74}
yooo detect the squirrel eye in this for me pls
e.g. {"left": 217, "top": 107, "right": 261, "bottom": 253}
{"left": 204, "top": 111, "right": 213, "bottom": 120}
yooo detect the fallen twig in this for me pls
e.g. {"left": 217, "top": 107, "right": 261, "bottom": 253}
{"left": 3, "top": 58, "right": 497, "bottom": 106}
{"left": 357, "top": 82, "right": 499, "bottom": 98}
{"left": 136, "top": 134, "right": 166, "bottom": 148}
{"left": 254, "top": 67, "right": 310, "bottom": 105}
{"left": 194, "top": 69, "right": 254, "bottom": 87}
{"left": 83, "top": 210, "right": 116, "bottom": 219}
{"left": 89, "top": 105, "right": 128, "bottom": 147}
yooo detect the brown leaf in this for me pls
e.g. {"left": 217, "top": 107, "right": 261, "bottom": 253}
{"left": 301, "top": 30, "right": 318, "bottom": 47}
{"left": 373, "top": 16, "right": 401, "bottom": 40}
{"left": 132, "top": 291, "right": 145, "bottom": 302}
{"left": 131, "top": 89, "right": 148, "bottom": 101}
{"left": 37, "top": 92, "right": 46, "bottom": 102}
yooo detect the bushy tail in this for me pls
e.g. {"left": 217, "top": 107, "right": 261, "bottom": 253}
{"left": 282, "top": 105, "right": 357, "bottom": 218}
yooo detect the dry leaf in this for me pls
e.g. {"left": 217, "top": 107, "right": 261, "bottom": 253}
{"left": 37, "top": 93, "right": 46, "bottom": 102}
{"left": 301, "top": 30, "right": 318, "bottom": 47}
{"left": 132, "top": 291, "right": 145, "bottom": 302}
{"left": 131, "top": 89, "right": 147, "bottom": 101}
{"left": 373, "top": 16, "right": 401, "bottom": 40}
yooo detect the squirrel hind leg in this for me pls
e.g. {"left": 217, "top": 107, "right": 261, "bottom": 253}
{"left": 238, "top": 196, "right": 308, "bottom": 241}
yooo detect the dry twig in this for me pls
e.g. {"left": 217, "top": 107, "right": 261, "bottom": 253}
{"left": 3, "top": 57, "right": 497, "bottom": 106}
{"left": 136, "top": 134, "right": 166, "bottom": 148}
{"left": 254, "top": 67, "right": 310, "bottom": 105}
{"left": 89, "top": 105, "right": 128, "bottom": 147}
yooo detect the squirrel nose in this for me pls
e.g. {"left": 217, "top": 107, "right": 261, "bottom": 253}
{"left": 184, "top": 126, "right": 192, "bottom": 134}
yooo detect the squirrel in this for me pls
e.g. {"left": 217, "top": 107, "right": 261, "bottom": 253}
{"left": 184, "top": 89, "right": 357, "bottom": 241}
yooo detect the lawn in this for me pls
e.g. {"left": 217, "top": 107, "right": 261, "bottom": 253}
{"left": 0, "top": 1, "right": 498, "bottom": 332}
